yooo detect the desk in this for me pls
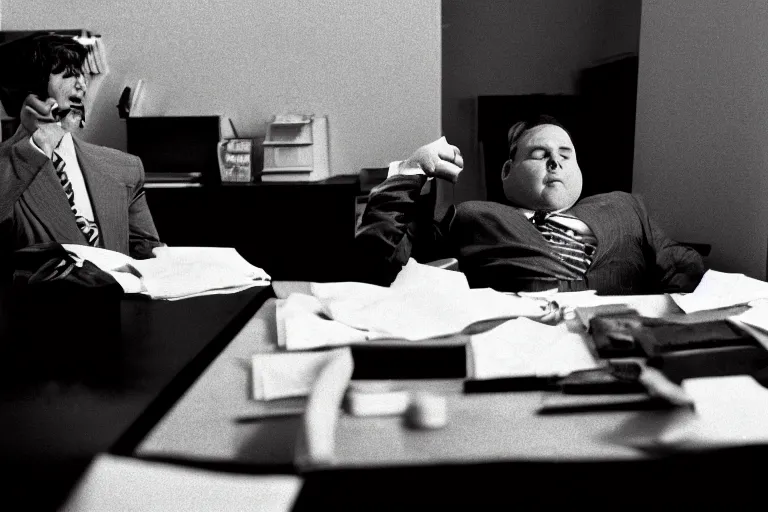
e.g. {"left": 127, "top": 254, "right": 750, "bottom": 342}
{"left": 134, "top": 290, "right": 768, "bottom": 508}
{"left": 0, "top": 285, "right": 272, "bottom": 511}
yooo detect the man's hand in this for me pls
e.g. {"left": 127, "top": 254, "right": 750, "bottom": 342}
{"left": 20, "top": 94, "right": 67, "bottom": 158}
{"left": 401, "top": 136, "right": 464, "bottom": 183}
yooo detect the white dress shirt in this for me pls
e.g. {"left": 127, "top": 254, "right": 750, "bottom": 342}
{"left": 387, "top": 160, "right": 430, "bottom": 179}
{"left": 30, "top": 132, "right": 97, "bottom": 223}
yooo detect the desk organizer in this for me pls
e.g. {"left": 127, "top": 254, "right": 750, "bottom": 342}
{"left": 261, "top": 114, "right": 329, "bottom": 182}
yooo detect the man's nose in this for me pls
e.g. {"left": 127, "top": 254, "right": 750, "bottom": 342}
{"left": 75, "top": 74, "right": 87, "bottom": 92}
{"left": 546, "top": 157, "right": 561, "bottom": 171}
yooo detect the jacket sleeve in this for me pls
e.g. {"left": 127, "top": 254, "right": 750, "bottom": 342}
{"left": 632, "top": 195, "right": 706, "bottom": 293}
{"left": 127, "top": 156, "right": 163, "bottom": 259}
{"left": 354, "top": 174, "right": 452, "bottom": 285}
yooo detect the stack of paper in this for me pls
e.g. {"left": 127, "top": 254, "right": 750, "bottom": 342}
{"left": 64, "top": 244, "right": 271, "bottom": 300}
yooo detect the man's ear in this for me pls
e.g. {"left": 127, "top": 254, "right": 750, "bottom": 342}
{"left": 501, "top": 160, "right": 511, "bottom": 180}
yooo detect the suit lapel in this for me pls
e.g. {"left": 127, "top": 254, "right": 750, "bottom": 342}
{"left": 11, "top": 137, "right": 86, "bottom": 242}
{"left": 570, "top": 200, "right": 607, "bottom": 264}
{"left": 73, "top": 138, "right": 127, "bottom": 252}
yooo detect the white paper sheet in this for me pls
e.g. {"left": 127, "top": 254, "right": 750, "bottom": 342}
{"left": 60, "top": 454, "right": 301, "bottom": 512}
{"left": 732, "top": 302, "right": 768, "bottom": 334}
{"left": 252, "top": 348, "right": 350, "bottom": 400}
{"left": 467, "top": 317, "right": 599, "bottom": 379}
{"left": 134, "top": 246, "right": 270, "bottom": 299}
{"left": 276, "top": 294, "right": 375, "bottom": 350}
{"left": 658, "top": 375, "right": 768, "bottom": 449}
{"left": 671, "top": 270, "right": 768, "bottom": 313}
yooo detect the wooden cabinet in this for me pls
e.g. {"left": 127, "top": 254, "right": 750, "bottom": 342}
{"left": 145, "top": 176, "right": 360, "bottom": 282}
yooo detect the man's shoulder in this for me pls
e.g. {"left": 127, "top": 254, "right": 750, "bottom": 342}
{"left": 457, "top": 199, "right": 519, "bottom": 212}
{"left": 454, "top": 200, "right": 525, "bottom": 221}
{"left": 0, "top": 128, "right": 31, "bottom": 160}
{"left": 572, "top": 192, "right": 652, "bottom": 230}
{"left": 577, "top": 190, "right": 637, "bottom": 206}
{"left": 74, "top": 138, "right": 144, "bottom": 186}
{"left": 75, "top": 138, "right": 140, "bottom": 166}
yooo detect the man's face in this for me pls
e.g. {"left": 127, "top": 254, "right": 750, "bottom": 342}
{"left": 47, "top": 67, "right": 87, "bottom": 131}
{"left": 501, "top": 124, "right": 582, "bottom": 211}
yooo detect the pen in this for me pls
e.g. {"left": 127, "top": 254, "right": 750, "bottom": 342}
{"left": 233, "top": 408, "right": 304, "bottom": 423}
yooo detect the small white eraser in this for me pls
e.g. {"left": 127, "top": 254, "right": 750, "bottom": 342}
{"left": 406, "top": 392, "right": 448, "bottom": 429}
{"left": 345, "top": 389, "right": 411, "bottom": 417}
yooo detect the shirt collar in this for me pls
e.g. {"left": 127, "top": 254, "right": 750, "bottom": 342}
{"left": 519, "top": 207, "right": 567, "bottom": 220}
{"left": 55, "top": 132, "right": 76, "bottom": 160}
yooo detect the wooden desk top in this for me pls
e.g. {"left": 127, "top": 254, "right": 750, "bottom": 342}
{"left": 131, "top": 288, "right": 768, "bottom": 508}
{"left": 134, "top": 293, "right": 684, "bottom": 468}
{"left": 0, "top": 285, "right": 272, "bottom": 511}
{"left": 136, "top": 297, "right": 303, "bottom": 469}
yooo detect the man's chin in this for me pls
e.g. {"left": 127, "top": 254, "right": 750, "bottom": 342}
{"left": 61, "top": 111, "right": 85, "bottom": 131}
{"left": 539, "top": 190, "right": 579, "bottom": 211}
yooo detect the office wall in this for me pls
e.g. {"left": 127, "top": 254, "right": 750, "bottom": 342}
{"left": 442, "top": 0, "right": 641, "bottom": 206}
{"left": 634, "top": 0, "right": 768, "bottom": 279}
{"left": 1, "top": 0, "right": 441, "bottom": 176}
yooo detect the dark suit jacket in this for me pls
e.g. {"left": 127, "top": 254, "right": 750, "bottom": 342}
{"left": 356, "top": 174, "right": 705, "bottom": 295}
{"left": 0, "top": 128, "right": 161, "bottom": 260}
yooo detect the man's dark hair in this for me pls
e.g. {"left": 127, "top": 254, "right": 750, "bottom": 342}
{"left": 507, "top": 114, "right": 571, "bottom": 160}
{"left": 0, "top": 34, "right": 88, "bottom": 117}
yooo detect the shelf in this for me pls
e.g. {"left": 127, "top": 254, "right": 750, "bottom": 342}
{"left": 262, "top": 141, "right": 313, "bottom": 146}
{"left": 260, "top": 167, "right": 313, "bottom": 173}
{"left": 270, "top": 120, "right": 312, "bottom": 126}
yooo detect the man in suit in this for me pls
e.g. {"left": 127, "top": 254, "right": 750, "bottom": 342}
{"left": 0, "top": 34, "right": 161, "bottom": 260}
{"left": 356, "top": 115, "right": 705, "bottom": 295}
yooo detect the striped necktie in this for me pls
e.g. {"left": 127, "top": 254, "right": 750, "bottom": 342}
{"left": 531, "top": 210, "right": 595, "bottom": 276}
{"left": 52, "top": 152, "right": 101, "bottom": 247}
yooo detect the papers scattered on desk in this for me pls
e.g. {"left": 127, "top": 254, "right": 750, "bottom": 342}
{"left": 276, "top": 259, "right": 553, "bottom": 350}
{"left": 60, "top": 453, "right": 301, "bottom": 512}
{"left": 656, "top": 376, "right": 768, "bottom": 449}
{"left": 467, "top": 317, "right": 599, "bottom": 379}
{"left": 64, "top": 244, "right": 271, "bottom": 300}
{"left": 671, "top": 270, "right": 768, "bottom": 313}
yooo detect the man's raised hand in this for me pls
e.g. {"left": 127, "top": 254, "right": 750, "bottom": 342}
{"left": 20, "top": 94, "right": 67, "bottom": 158}
{"left": 402, "top": 136, "right": 464, "bottom": 183}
